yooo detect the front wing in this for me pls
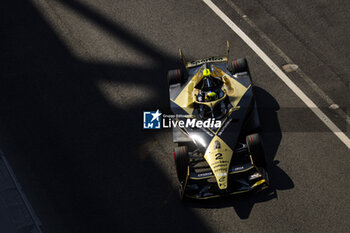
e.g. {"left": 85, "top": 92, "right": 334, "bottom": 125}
{"left": 180, "top": 162, "right": 269, "bottom": 199}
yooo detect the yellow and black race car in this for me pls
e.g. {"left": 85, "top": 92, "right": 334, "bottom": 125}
{"left": 167, "top": 42, "right": 269, "bottom": 200}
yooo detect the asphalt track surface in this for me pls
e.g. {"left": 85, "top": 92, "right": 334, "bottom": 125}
{"left": 1, "top": 0, "right": 350, "bottom": 233}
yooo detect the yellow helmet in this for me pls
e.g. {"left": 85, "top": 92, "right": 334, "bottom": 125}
{"left": 205, "top": 91, "right": 218, "bottom": 101}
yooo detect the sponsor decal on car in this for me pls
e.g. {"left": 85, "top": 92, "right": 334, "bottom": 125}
{"left": 186, "top": 56, "right": 228, "bottom": 68}
{"left": 197, "top": 172, "right": 212, "bottom": 177}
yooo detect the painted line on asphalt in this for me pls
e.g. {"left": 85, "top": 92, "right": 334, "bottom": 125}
{"left": 203, "top": 0, "right": 350, "bottom": 149}
{"left": 223, "top": 0, "right": 350, "bottom": 128}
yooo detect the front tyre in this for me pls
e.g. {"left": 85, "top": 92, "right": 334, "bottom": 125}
{"left": 174, "top": 146, "right": 189, "bottom": 182}
{"left": 246, "top": 133, "right": 267, "bottom": 168}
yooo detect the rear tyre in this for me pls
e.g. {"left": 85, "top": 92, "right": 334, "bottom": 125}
{"left": 246, "top": 133, "right": 267, "bottom": 168}
{"left": 228, "top": 58, "right": 249, "bottom": 74}
{"left": 167, "top": 69, "right": 184, "bottom": 85}
{"left": 174, "top": 146, "right": 189, "bottom": 182}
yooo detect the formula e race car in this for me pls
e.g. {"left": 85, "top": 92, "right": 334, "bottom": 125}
{"left": 167, "top": 42, "right": 269, "bottom": 200}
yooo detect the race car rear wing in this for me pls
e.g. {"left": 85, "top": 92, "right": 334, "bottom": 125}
{"left": 179, "top": 41, "right": 230, "bottom": 69}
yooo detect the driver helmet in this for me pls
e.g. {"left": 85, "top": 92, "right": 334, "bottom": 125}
{"left": 205, "top": 91, "right": 218, "bottom": 101}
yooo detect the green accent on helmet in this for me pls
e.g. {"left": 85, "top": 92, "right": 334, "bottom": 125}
{"left": 205, "top": 91, "right": 218, "bottom": 101}
{"left": 203, "top": 68, "right": 211, "bottom": 77}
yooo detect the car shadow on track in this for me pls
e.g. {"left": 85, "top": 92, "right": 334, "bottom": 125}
{"left": 185, "top": 87, "right": 294, "bottom": 219}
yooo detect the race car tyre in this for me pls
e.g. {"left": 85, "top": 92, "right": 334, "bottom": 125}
{"left": 174, "top": 146, "right": 189, "bottom": 182}
{"left": 167, "top": 69, "right": 184, "bottom": 85}
{"left": 246, "top": 133, "right": 267, "bottom": 168}
{"left": 228, "top": 58, "right": 249, "bottom": 74}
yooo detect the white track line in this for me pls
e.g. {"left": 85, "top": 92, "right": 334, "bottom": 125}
{"left": 203, "top": 0, "right": 350, "bottom": 149}
{"left": 224, "top": 0, "right": 350, "bottom": 128}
